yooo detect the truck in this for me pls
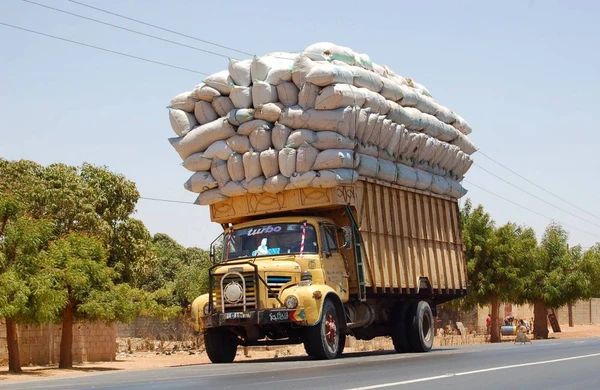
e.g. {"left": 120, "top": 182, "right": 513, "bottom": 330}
{"left": 191, "top": 177, "right": 467, "bottom": 363}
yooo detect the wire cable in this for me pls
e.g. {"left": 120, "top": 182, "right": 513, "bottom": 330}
{"left": 473, "top": 164, "right": 600, "bottom": 229}
{"left": 139, "top": 196, "right": 194, "bottom": 205}
{"left": 22, "top": 0, "right": 237, "bottom": 60}
{"left": 67, "top": 0, "right": 254, "bottom": 57}
{"left": 464, "top": 179, "right": 600, "bottom": 239}
{"left": 478, "top": 151, "right": 600, "bottom": 222}
{"left": 0, "top": 22, "right": 209, "bottom": 75}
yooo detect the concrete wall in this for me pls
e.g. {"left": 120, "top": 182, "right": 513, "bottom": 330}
{"left": 0, "top": 320, "right": 116, "bottom": 366}
{"left": 555, "top": 298, "right": 600, "bottom": 325}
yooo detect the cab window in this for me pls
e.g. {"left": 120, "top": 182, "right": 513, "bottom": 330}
{"left": 322, "top": 225, "right": 338, "bottom": 253}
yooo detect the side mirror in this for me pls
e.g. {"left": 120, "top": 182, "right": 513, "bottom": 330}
{"left": 340, "top": 226, "right": 352, "bottom": 249}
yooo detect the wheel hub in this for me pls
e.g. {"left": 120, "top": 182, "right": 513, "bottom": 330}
{"left": 325, "top": 314, "right": 337, "bottom": 342}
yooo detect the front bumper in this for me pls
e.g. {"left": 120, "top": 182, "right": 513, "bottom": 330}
{"left": 201, "top": 308, "right": 306, "bottom": 328}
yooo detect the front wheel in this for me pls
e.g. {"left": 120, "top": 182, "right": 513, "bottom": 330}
{"left": 205, "top": 327, "right": 238, "bottom": 363}
{"left": 303, "top": 299, "right": 340, "bottom": 359}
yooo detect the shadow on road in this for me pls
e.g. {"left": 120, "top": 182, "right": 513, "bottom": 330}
{"left": 0, "top": 366, "right": 121, "bottom": 381}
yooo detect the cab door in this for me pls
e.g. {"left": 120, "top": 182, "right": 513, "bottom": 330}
{"left": 320, "top": 224, "right": 349, "bottom": 302}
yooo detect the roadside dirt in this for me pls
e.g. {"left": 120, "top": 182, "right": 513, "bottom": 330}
{"left": 1, "top": 324, "right": 599, "bottom": 384}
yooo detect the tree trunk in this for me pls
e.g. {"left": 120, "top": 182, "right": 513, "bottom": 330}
{"left": 6, "top": 318, "right": 22, "bottom": 373}
{"left": 533, "top": 300, "right": 549, "bottom": 339}
{"left": 490, "top": 295, "right": 501, "bottom": 343}
{"left": 59, "top": 299, "right": 75, "bottom": 369}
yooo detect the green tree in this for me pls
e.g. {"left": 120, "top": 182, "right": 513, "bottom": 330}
{"left": 0, "top": 159, "right": 155, "bottom": 370}
{"left": 460, "top": 200, "right": 537, "bottom": 342}
{"left": 523, "top": 223, "right": 596, "bottom": 339}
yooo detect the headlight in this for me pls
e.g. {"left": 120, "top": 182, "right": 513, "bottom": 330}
{"left": 203, "top": 302, "right": 210, "bottom": 315}
{"left": 284, "top": 295, "right": 298, "bottom": 309}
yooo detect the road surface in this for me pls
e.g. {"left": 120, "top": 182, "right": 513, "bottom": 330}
{"left": 3, "top": 337, "right": 600, "bottom": 389}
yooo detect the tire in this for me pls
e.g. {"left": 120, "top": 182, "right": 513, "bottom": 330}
{"left": 303, "top": 299, "right": 340, "bottom": 360}
{"left": 406, "top": 301, "right": 434, "bottom": 353}
{"left": 205, "top": 327, "right": 238, "bottom": 363}
{"left": 337, "top": 333, "right": 346, "bottom": 357}
{"left": 390, "top": 303, "right": 411, "bottom": 353}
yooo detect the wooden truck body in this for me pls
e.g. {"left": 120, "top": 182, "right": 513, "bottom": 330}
{"left": 191, "top": 178, "right": 467, "bottom": 363}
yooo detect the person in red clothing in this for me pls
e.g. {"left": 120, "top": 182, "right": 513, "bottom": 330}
{"left": 486, "top": 314, "right": 492, "bottom": 334}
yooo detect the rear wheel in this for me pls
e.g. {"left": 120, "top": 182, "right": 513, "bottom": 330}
{"left": 390, "top": 303, "right": 411, "bottom": 353}
{"left": 407, "top": 301, "right": 434, "bottom": 352}
{"left": 205, "top": 327, "right": 238, "bottom": 363}
{"left": 303, "top": 299, "right": 340, "bottom": 359}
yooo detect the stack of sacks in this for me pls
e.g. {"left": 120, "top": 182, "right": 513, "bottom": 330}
{"left": 167, "top": 43, "right": 477, "bottom": 205}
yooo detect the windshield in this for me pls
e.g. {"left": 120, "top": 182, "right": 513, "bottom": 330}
{"left": 223, "top": 223, "right": 318, "bottom": 261}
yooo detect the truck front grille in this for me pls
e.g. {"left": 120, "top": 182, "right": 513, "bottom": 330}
{"left": 266, "top": 275, "right": 292, "bottom": 298}
{"left": 213, "top": 272, "right": 257, "bottom": 312}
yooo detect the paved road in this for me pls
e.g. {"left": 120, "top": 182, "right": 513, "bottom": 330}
{"left": 3, "top": 338, "right": 600, "bottom": 390}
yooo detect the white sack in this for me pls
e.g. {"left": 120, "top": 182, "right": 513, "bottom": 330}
{"left": 252, "top": 81, "right": 278, "bottom": 108}
{"left": 229, "top": 86, "right": 253, "bottom": 109}
{"left": 448, "top": 180, "right": 468, "bottom": 199}
{"left": 312, "top": 149, "right": 358, "bottom": 170}
{"left": 226, "top": 108, "right": 255, "bottom": 126}
{"left": 238, "top": 119, "right": 273, "bottom": 136}
{"left": 298, "top": 82, "right": 320, "bottom": 109}
{"left": 380, "top": 78, "right": 405, "bottom": 101}
{"left": 242, "top": 176, "right": 265, "bottom": 194}
{"left": 352, "top": 66, "right": 383, "bottom": 93}
{"left": 452, "top": 132, "right": 478, "bottom": 155}
{"left": 430, "top": 175, "right": 451, "bottom": 195}
{"left": 212, "top": 96, "right": 235, "bottom": 117}
{"left": 220, "top": 181, "right": 248, "bottom": 197}
{"left": 227, "top": 153, "right": 245, "bottom": 182}
{"left": 287, "top": 129, "right": 317, "bottom": 148}
{"left": 315, "top": 84, "right": 366, "bottom": 110}
{"left": 415, "top": 169, "right": 433, "bottom": 191}
{"left": 313, "top": 131, "right": 355, "bottom": 150}
{"left": 356, "top": 143, "right": 379, "bottom": 158}
{"left": 290, "top": 171, "right": 317, "bottom": 188}
{"left": 278, "top": 147, "right": 296, "bottom": 177}
{"left": 272, "top": 123, "right": 292, "bottom": 150}
{"left": 357, "top": 154, "right": 378, "bottom": 177}
{"left": 452, "top": 114, "right": 473, "bottom": 135}
{"left": 194, "top": 101, "right": 219, "bottom": 125}
{"left": 260, "top": 148, "right": 279, "bottom": 178}
{"left": 296, "top": 142, "right": 319, "bottom": 173}
{"left": 191, "top": 83, "right": 220, "bottom": 102}
{"left": 415, "top": 95, "right": 439, "bottom": 116}
{"left": 184, "top": 171, "right": 217, "bottom": 193}
{"left": 202, "top": 140, "right": 232, "bottom": 160}
{"left": 169, "top": 108, "right": 198, "bottom": 136}
{"left": 195, "top": 189, "right": 228, "bottom": 205}
{"left": 249, "top": 126, "right": 272, "bottom": 152}
{"left": 170, "top": 119, "right": 236, "bottom": 160}
{"left": 377, "top": 159, "right": 396, "bottom": 182}
{"left": 182, "top": 153, "right": 212, "bottom": 172}
{"left": 305, "top": 63, "right": 354, "bottom": 87}
{"left": 276, "top": 82, "right": 299, "bottom": 106}
{"left": 169, "top": 91, "right": 197, "bottom": 112}
{"left": 255, "top": 103, "right": 282, "bottom": 122}
{"left": 435, "top": 105, "right": 456, "bottom": 124}
{"left": 211, "top": 159, "right": 230, "bottom": 187}
{"left": 264, "top": 174, "right": 289, "bottom": 193}
{"left": 311, "top": 169, "right": 357, "bottom": 188}
{"left": 396, "top": 164, "right": 417, "bottom": 188}
{"left": 227, "top": 135, "right": 251, "bottom": 154}
{"left": 204, "top": 70, "right": 233, "bottom": 95}
{"left": 279, "top": 106, "right": 354, "bottom": 137}
{"left": 243, "top": 151, "right": 262, "bottom": 182}
{"left": 228, "top": 59, "right": 252, "bottom": 87}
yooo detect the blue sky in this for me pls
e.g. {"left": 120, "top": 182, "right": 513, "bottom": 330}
{"left": 1, "top": 0, "right": 599, "bottom": 250}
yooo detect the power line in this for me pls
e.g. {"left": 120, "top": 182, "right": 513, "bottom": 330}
{"left": 67, "top": 0, "right": 254, "bottom": 57}
{"left": 22, "top": 0, "right": 237, "bottom": 60}
{"left": 478, "top": 151, "right": 600, "bottom": 222}
{"left": 139, "top": 196, "right": 194, "bottom": 205}
{"left": 464, "top": 179, "right": 600, "bottom": 239}
{"left": 473, "top": 164, "right": 600, "bottom": 229}
{"left": 0, "top": 22, "right": 209, "bottom": 75}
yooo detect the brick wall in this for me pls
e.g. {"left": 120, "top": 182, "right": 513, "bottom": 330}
{"left": 0, "top": 320, "right": 116, "bottom": 366}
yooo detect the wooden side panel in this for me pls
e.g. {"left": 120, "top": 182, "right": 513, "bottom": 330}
{"left": 208, "top": 180, "right": 466, "bottom": 293}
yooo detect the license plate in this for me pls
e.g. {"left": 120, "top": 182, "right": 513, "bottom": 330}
{"left": 268, "top": 310, "right": 290, "bottom": 322}
{"left": 224, "top": 312, "right": 251, "bottom": 319}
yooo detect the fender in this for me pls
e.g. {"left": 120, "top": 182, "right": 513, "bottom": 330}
{"left": 191, "top": 294, "right": 210, "bottom": 332}
{"left": 279, "top": 284, "right": 345, "bottom": 327}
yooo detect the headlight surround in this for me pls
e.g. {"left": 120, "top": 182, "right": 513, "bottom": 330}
{"left": 203, "top": 302, "right": 210, "bottom": 315}
{"left": 284, "top": 295, "right": 298, "bottom": 309}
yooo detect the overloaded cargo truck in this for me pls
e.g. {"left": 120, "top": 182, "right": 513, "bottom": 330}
{"left": 191, "top": 178, "right": 467, "bottom": 363}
